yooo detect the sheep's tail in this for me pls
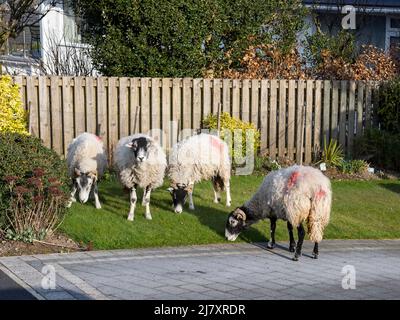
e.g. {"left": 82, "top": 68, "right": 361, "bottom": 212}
{"left": 307, "top": 189, "right": 332, "bottom": 243}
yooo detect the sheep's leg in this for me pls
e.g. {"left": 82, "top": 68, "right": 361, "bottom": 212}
{"left": 267, "top": 217, "right": 277, "bottom": 249}
{"left": 312, "top": 243, "right": 319, "bottom": 259}
{"left": 287, "top": 222, "right": 296, "bottom": 252}
{"left": 293, "top": 223, "right": 305, "bottom": 261}
{"left": 212, "top": 181, "right": 221, "bottom": 204}
{"left": 127, "top": 185, "right": 137, "bottom": 221}
{"left": 188, "top": 185, "right": 195, "bottom": 210}
{"left": 225, "top": 181, "right": 231, "bottom": 207}
{"left": 143, "top": 186, "right": 152, "bottom": 220}
{"left": 67, "top": 185, "right": 77, "bottom": 208}
{"left": 93, "top": 182, "right": 101, "bottom": 209}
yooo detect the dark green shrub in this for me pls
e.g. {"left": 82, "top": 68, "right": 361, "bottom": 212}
{"left": 0, "top": 133, "right": 69, "bottom": 240}
{"left": 377, "top": 78, "right": 400, "bottom": 133}
{"left": 354, "top": 129, "right": 400, "bottom": 171}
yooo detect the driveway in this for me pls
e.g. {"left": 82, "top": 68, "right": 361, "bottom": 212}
{"left": 1, "top": 240, "right": 399, "bottom": 300}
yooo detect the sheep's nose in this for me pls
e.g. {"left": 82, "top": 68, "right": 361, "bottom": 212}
{"left": 138, "top": 156, "right": 144, "bottom": 162}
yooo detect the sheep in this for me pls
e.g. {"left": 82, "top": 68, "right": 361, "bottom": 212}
{"left": 167, "top": 133, "right": 231, "bottom": 213}
{"left": 67, "top": 132, "right": 108, "bottom": 209}
{"left": 114, "top": 134, "right": 167, "bottom": 221}
{"left": 225, "top": 165, "right": 332, "bottom": 261}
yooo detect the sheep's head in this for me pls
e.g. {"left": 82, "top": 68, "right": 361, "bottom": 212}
{"left": 167, "top": 183, "right": 192, "bottom": 214}
{"left": 225, "top": 207, "right": 251, "bottom": 241}
{"left": 126, "top": 137, "right": 150, "bottom": 163}
{"left": 74, "top": 168, "right": 97, "bottom": 203}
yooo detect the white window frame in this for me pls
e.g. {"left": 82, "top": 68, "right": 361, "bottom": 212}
{"left": 386, "top": 16, "right": 400, "bottom": 51}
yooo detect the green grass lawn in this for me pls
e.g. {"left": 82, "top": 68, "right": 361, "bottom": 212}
{"left": 60, "top": 175, "right": 400, "bottom": 250}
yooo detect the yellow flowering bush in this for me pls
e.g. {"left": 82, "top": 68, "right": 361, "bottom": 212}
{"left": 0, "top": 75, "right": 28, "bottom": 134}
{"left": 202, "top": 112, "right": 261, "bottom": 163}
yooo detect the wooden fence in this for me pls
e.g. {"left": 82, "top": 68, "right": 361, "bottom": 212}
{"left": 13, "top": 76, "right": 380, "bottom": 164}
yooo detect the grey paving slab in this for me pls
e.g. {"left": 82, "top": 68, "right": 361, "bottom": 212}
{"left": 1, "top": 240, "right": 400, "bottom": 300}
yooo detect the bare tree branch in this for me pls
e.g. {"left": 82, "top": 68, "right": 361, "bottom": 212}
{"left": 0, "top": 0, "right": 59, "bottom": 47}
{"left": 40, "top": 28, "right": 95, "bottom": 76}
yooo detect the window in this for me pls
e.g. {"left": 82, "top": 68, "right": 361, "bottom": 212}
{"left": 390, "top": 18, "right": 400, "bottom": 29}
{"left": 0, "top": 25, "right": 41, "bottom": 58}
{"left": 63, "top": 0, "right": 85, "bottom": 43}
{"left": 386, "top": 16, "right": 400, "bottom": 51}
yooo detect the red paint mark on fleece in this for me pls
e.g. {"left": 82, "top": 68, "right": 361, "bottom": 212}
{"left": 95, "top": 135, "right": 102, "bottom": 142}
{"left": 210, "top": 136, "right": 223, "bottom": 153}
{"left": 287, "top": 171, "right": 300, "bottom": 189}
{"left": 315, "top": 188, "right": 327, "bottom": 200}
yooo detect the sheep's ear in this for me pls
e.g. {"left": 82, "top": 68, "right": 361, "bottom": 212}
{"left": 125, "top": 142, "right": 133, "bottom": 148}
{"left": 167, "top": 187, "right": 174, "bottom": 193}
{"left": 74, "top": 168, "right": 81, "bottom": 177}
{"left": 233, "top": 208, "right": 247, "bottom": 221}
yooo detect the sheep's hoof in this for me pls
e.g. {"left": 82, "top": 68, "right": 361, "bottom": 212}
{"left": 127, "top": 215, "right": 134, "bottom": 221}
{"left": 95, "top": 203, "right": 102, "bottom": 209}
{"left": 312, "top": 253, "right": 319, "bottom": 259}
{"left": 189, "top": 205, "right": 195, "bottom": 210}
{"left": 213, "top": 199, "right": 219, "bottom": 204}
{"left": 67, "top": 201, "right": 72, "bottom": 208}
{"left": 226, "top": 202, "right": 231, "bottom": 207}
{"left": 289, "top": 246, "right": 296, "bottom": 253}
{"left": 267, "top": 242, "right": 275, "bottom": 249}
{"left": 145, "top": 214, "right": 153, "bottom": 220}
{"left": 292, "top": 256, "right": 299, "bottom": 261}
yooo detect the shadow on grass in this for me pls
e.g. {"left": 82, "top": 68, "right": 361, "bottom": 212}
{"left": 377, "top": 182, "right": 400, "bottom": 195}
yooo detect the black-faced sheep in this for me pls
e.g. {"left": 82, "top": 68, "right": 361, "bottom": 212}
{"left": 225, "top": 165, "right": 332, "bottom": 261}
{"left": 114, "top": 134, "right": 167, "bottom": 221}
{"left": 67, "top": 132, "right": 108, "bottom": 209}
{"left": 167, "top": 133, "right": 231, "bottom": 213}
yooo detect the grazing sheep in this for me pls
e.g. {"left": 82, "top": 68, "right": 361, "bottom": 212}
{"left": 168, "top": 133, "right": 231, "bottom": 213}
{"left": 114, "top": 134, "right": 167, "bottom": 221}
{"left": 67, "top": 132, "right": 108, "bottom": 209}
{"left": 225, "top": 165, "right": 332, "bottom": 261}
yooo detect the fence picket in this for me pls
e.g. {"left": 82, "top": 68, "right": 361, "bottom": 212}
{"left": 260, "top": 80, "right": 268, "bottom": 155}
{"left": 296, "top": 80, "right": 305, "bottom": 164}
{"left": 314, "top": 80, "right": 322, "bottom": 153}
{"left": 242, "top": 79, "right": 250, "bottom": 122}
{"left": 50, "top": 76, "right": 62, "bottom": 155}
{"left": 304, "top": 80, "right": 313, "bottom": 164}
{"left": 287, "top": 80, "right": 295, "bottom": 160}
{"left": 269, "top": 80, "right": 278, "bottom": 160}
{"left": 278, "top": 80, "right": 286, "bottom": 158}
{"left": 38, "top": 76, "right": 50, "bottom": 148}
{"left": 85, "top": 77, "right": 96, "bottom": 134}
{"left": 62, "top": 77, "right": 74, "bottom": 156}
{"left": 339, "top": 81, "right": 347, "bottom": 148}
{"left": 119, "top": 77, "right": 129, "bottom": 139}
{"left": 331, "top": 81, "right": 340, "bottom": 141}
{"left": 323, "top": 80, "right": 331, "bottom": 143}
{"left": 74, "top": 77, "right": 85, "bottom": 136}
{"left": 348, "top": 81, "right": 356, "bottom": 157}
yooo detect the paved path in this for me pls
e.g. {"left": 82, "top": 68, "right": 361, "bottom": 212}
{"left": 0, "top": 240, "right": 399, "bottom": 300}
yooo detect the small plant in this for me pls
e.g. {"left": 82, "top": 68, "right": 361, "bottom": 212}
{"left": 0, "top": 133, "right": 69, "bottom": 240}
{"left": 318, "top": 138, "right": 344, "bottom": 168}
{"left": 255, "top": 155, "right": 281, "bottom": 173}
{"left": 338, "top": 159, "right": 369, "bottom": 175}
{"left": 3, "top": 169, "right": 68, "bottom": 243}
{"left": 202, "top": 112, "right": 261, "bottom": 166}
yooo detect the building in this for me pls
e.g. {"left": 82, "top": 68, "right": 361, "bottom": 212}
{"left": 303, "top": 0, "right": 400, "bottom": 51}
{"left": 0, "top": 0, "right": 93, "bottom": 75}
